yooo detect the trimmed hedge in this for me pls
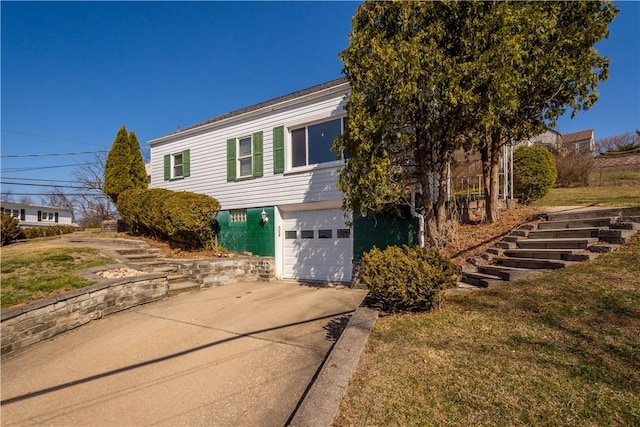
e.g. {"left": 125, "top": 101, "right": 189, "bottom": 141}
{"left": 22, "top": 225, "right": 78, "bottom": 240}
{"left": 1, "top": 213, "right": 24, "bottom": 246}
{"left": 513, "top": 146, "right": 557, "bottom": 204}
{"left": 360, "top": 245, "right": 458, "bottom": 312}
{"left": 117, "top": 188, "right": 221, "bottom": 249}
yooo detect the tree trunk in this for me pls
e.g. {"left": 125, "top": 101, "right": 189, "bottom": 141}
{"left": 481, "top": 132, "right": 501, "bottom": 223}
{"left": 435, "top": 162, "right": 448, "bottom": 231}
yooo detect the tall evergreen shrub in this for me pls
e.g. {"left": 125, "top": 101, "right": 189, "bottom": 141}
{"left": 104, "top": 126, "right": 148, "bottom": 204}
{"left": 513, "top": 146, "right": 557, "bottom": 204}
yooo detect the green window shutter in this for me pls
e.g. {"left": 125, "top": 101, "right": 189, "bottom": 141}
{"left": 227, "top": 138, "right": 237, "bottom": 182}
{"left": 273, "top": 125, "right": 284, "bottom": 174}
{"left": 253, "top": 131, "right": 263, "bottom": 178}
{"left": 182, "top": 149, "right": 191, "bottom": 177}
{"left": 164, "top": 154, "right": 170, "bottom": 181}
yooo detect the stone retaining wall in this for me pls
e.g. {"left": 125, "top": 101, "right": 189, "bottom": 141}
{"left": 594, "top": 153, "right": 640, "bottom": 169}
{"left": 1, "top": 272, "right": 167, "bottom": 359}
{"left": 171, "top": 257, "right": 275, "bottom": 286}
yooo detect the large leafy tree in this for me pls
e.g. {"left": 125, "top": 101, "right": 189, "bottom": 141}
{"left": 466, "top": 1, "right": 617, "bottom": 222}
{"left": 336, "top": 0, "right": 617, "bottom": 234}
{"left": 335, "top": 1, "right": 478, "bottom": 244}
{"left": 104, "top": 126, "right": 148, "bottom": 204}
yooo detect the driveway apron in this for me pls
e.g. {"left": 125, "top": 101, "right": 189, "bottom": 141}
{"left": 1, "top": 281, "right": 368, "bottom": 426}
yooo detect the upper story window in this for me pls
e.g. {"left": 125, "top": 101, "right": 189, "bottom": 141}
{"left": 173, "top": 153, "right": 184, "bottom": 178}
{"left": 289, "top": 117, "right": 346, "bottom": 169}
{"left": 227, "top": 131, "right": 263, "bottom": 182}
{"left": 163, "top": 150, "right": 191, "bottom": 181}
{"left": 238, "top": 136, "right": 253, "bottom": 178}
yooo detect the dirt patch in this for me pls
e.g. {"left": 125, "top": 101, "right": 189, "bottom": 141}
{"left": 442, "top": 205, "right": 541, "bottom": 264}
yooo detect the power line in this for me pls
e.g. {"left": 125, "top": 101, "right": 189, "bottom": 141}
{"left": 0, "top": 151, "right": 107, "bottom": 158}
{"left": 0, "top": 181, "right": 97, "bottom": 190}
{"left": 0, "top": 177, "right": 82, "bottom": 183}
{"left": 0, "top": 163, "right": 100, "bottom": 173}
{"left": 1, "top": 192, "right": 102, "bottom": 197}
{"left": 1, "top": 128, "right": 106, "bottom": 147}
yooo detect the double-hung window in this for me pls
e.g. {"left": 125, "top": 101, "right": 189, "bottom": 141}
{"left": 226, "top": 131, "right": 263, "bottom": 181}
{"left": 173, "top": 153, "right": 184, "bottom": 178}
{"left": 163, "top": 150, "right": 191, "bottom": 181}
{"left": 290, "top": 117, "right": 346, "bottom": 169}
{"left": 237, "top": 136, "right": 253, "bottom": 178}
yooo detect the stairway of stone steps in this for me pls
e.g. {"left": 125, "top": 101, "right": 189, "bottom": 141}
{"left": 458, "top": 206, "right": 640, "bottom": 289}
{"left": 111, "top": 246, "right": 201, "bottom": 296}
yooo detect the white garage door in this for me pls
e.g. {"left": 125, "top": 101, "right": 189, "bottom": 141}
{"left": 283, "top": 209, "right": 353, "bottom": 282}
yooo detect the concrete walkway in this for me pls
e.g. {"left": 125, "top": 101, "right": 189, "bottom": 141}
{"left": 1, "top": 281, "right": 368, "bottom": 426}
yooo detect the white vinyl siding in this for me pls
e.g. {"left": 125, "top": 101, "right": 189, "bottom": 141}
{"left": 149, "top": 86, "right": 349, "bottom": 210}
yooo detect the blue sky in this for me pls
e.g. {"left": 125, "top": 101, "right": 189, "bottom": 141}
{"left": 1, "top": 1, "right": 638, "bottom": 203}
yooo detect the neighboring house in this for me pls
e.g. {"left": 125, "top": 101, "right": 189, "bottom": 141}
{"left": 522, "top": 129, "right": 564, "bottom": 151}
{"left": 521, "top": 128, "right": 595, "bottom": 155}
{"left": 561, "top": 129, "right": 595, "bottom": 155}
{"left": 148, "top": 78, "right": 414, "bottom": 283}
{"left": 0, "top": 202, "right": 75, "bottom": 228}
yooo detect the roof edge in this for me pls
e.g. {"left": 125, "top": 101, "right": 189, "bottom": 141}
{"left": 149, "top": 77, "right": 349, "bottom": 146}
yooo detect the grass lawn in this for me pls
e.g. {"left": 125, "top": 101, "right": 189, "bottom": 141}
{"left": 335, "top": 234, "right": 640, "bottom": 426}
{"left": 0, "top": 245, "right": 114, "bottom": 309}
{"left": 534, "top": 185, "right": 640, "bottom": 207}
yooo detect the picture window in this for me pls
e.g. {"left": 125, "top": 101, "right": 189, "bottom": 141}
{"left": 290, "top": 117, "right": 347, "bottom": 168}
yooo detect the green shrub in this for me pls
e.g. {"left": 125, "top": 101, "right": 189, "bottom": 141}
{"left": 360, "top": 245, "right": 458, "bottom": 312}
{"left": 22, "top": 225, "right": 78, "bottom": 240}
{"left": 1, "top": 213, "right": 24, "bottom": 246}
{"left": 513, "top": 146, "right": 557, "bottom": 204}
{"left": 117, "top": 188, "right": 220, "bottom": 249}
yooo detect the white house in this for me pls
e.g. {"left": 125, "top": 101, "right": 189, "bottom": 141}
{"left": 0, "top": 202, "right": 74, "bottom": 228}
{"left": 148, "top": 78, "right": 415, "bottom": 283}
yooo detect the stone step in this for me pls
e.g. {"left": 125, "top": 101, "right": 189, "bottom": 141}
{"left": 494, "top": 257, "right": 569, "bottom": 270}
{"left": 167, "top": 273, "right": 190, "bottom": 283}
{"left": 545, "top": 206, "right": 640, "bottom": 222}
{"left": 153, "top": 265, "right": 179, "bottom": 273}
{"left": 477, "top": 265, "right": 538, "bottom": 281}
{"left": 455, "top": 282, "right": 484, "bottom": 290}
{"left": 503, "top": 249, "right": 594, "bottom": 262}
{"left": 517, "top": 237, "right": 599, "bottom": 250}
{"left": 128, "top": 261, "right": 172, "bottom": 271}
{"left": 122, "top": 253, "right": 160, "bottom": 261}
{"left": 587, "top": 243, "right": 620, "bottom": 253}
{"left": 486, "top": 247, "right": 504, "bottom": 256}
{"left": 168, "top": 280, "right": 201, "bottom": 296}
{"left": 610, "top": 221, "right": 640, "bottom": 231}
{"left": 115, "top": 248, "right": 150, "bottom": 255}
{"left": 598, "top": 228, "right": 636, "bottom": 244}
{"left": 495, "top": 241, "right": 517, "bottom": 250}
{"left": 537, "top": 217, "right": 612, "bottom": 230}
{"left": 460, "top": 271, "right": 503, "bottom": 288}
{"left": 527, "top": 227, "right": 602, "bottom": 240}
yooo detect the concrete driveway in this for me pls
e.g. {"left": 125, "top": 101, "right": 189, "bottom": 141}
{"left": 1, "top": 281, "right": 368, "bottom": 426}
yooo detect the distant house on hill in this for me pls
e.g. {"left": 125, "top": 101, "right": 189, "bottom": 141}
{"left": 0, "top": 202, "right": 75, "bottom": 228}
{"left": 561, "top": 129, "right": 595, "bottom": 155}
{"left": 521, "top": 128, "right": 595, "bottom": 155}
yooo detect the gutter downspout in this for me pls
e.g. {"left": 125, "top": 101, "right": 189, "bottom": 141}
{"left": 410, "top": 186, "right": 425, "bottom": 248}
